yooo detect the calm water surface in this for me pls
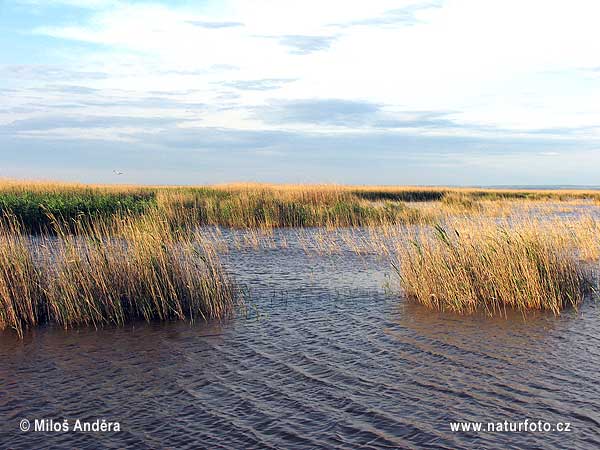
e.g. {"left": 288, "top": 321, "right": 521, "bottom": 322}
{"left": 1, "top": 229, "right": 599, "bottom": 449}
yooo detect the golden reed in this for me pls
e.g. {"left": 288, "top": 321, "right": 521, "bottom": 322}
{"left": 393, "top": 218, "right": 595, "bottom": 315}
{"left": 0, "top": 212, "right": 237, "bottom": 337}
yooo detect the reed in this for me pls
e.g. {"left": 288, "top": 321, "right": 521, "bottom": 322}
{"left": 394, "top": 219, "right": 591, "bottom": 315}
{"left": 156, "top": 187, "right": 428, "bottom": 228}
{"left": 0, "top": 212, "right": 237, "bottom": 337}
{"left": 440, "top": 192, "right": 481, "bottom": 211}
{"left": 2, "top": 178, "right": 599, "bottom": 334}
{"left": 2, "top": 179, "right": 600, "bottom": 231}
{"left": 0, "top": 180, "right": 155, "bottom": 232}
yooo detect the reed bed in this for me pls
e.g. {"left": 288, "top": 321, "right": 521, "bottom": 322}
{"left": 155, "top": 188, "right": 427, "bottom": 228}
{"left": 393, "top": 219, "right": 593, "bottom": 315}
{"left": 0, "top": 213, "right": 237, "bottom": 337}
{"left": 1, "top": 179, "right": 600, "bottom": 329}
{"left": 0, "top": 180, "right": 155, "bottom": 232}
{"left": 2, "top": 179, "right": 600, "bottom": 231}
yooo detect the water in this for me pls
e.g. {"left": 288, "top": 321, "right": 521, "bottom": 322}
{"left": 1, "top": 228, "right": 600, "bottom": 449}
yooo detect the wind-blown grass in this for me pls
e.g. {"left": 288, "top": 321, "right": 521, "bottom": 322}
{"left": 0, "top": 181, "right": 155, "bottom": 232}
{"left": 394, "top": 220, "right": 591, "bottom": 315}
{"left": 156, "top": 187, "right": 426, "bottom": 228}
{"left": 0, "top": 213, "right": 237, "bottom": 337}
{"left": 440, "top": 192, "right": 481, "bottom": 211}
{"left": 0, "top": 179, "right": 598, "bottom": 333}
{"left": 2, "top": 179, "right": 600, "bottom": 230}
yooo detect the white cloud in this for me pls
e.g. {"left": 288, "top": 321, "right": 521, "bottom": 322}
{"left": 7, "top": 0, "right": 600, "bottom": 143}
{"left": 16, "top": 0, "right": 118, "bottom": 9}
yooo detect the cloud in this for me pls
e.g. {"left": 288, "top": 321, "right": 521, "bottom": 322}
{"left": 72, "top": 96, "right": 206, "bottom": 110}
{"left": 221, "top": 78, "right": 295, "bottom": 91}
{"left": 6, "top": 0, "right": 600, "bottom": 184}
{"left": 7, "top": 122, "right": 593, "bottom": 163}
{"left": 136, "top": 126, "right": 291, "bottom": 150}
{"left": 1, "top": 115, "right": 188, "bottom": 133}
{"left": 276, "top": 35, "right": 337, "bottom": 55}
{"left": 335, "top": 2, "right": 443, "bottom": 27}
{"left": 0, "top": 65, "right": 108, "bottom": 81}
{"left": 255, "top": 99, "right": 462, "bottom": 130}
{"left": 187, "top": 20, "right": 244, "bottom": 29}
{"left": 3, "top": 121, "right": 599, "bottom": 185}
{"left": 120, "top": 123, "right": 569, "bottom": 155}
{"left": 11, "top": 86, "right": 207, "bottom": 111}
{"left": 15, "top": 0, "right": 116, "bottom": 8}
{"left": 373, "top": 111, "right": 458, "bottom": 129}
{"left": 31, "top": 85, "right": 100, "bottom": 95}
{"left": 257, "top": 99, "right": 381, "bottom": 126}
{"left": 215, "top": 92, "right": 241, "bottom": 101}
{"left": 519, "top": 126, "right": 598, "bottom": 136}
{"left": 578, "top": 66, "right": 600, "bottom": 74}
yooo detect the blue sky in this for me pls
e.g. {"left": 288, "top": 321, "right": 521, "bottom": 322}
{"left": 1, "top": 0, "right": 600, "bottom": 185}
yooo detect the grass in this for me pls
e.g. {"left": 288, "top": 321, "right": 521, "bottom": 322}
{"left": 156, "top": 187, "right": 427, "bottom": 228}
{"left": 0, "top": 212, "right": 237, "bottom": 338}
{"left": 2, "top": 179, "right": 600, "bottom": 231}
{"left": 440, "top": 192, "right": 481, "bottom": 211}
{"left": 393, "top": 219, "right": 593, "bottom": 315}
{"left": 0, "top": 180, "right": 155, "bottom": 232}
{"left": 1, "top": 179, "right": 600, "bottom": 332}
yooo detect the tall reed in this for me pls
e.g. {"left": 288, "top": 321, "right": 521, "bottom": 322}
{"left": 4, "top": 179, "right": 599, "bottom": 231}
{"left": 0, "top": 212, "right": 237, "bottom": 337}
{"left": 394, "top": 219, "right": 591, "bottom": 315}
{"left": 155, "top": 187, "right": 427, "bottom": 228}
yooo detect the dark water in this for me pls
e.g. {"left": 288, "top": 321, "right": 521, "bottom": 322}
{"left": 1, "top": 229, "right": 600, "bottom": 449}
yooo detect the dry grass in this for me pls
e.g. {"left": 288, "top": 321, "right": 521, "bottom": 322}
{"left": 155, "top": 186, "right": 429, "bottom": 228}
{"left": 1, "top": 179, "right": 600, "bottom": 328}
{"left": 0, "top": 212, "right": 237, "bottom": 337}
{"left": 2, "top": 178, "right": 600, "bottom": 230}
{"left": 393, "top": 218, "right": 593, "bottom": 315}
{"left": 440, "top": 192, "right": 482, "bottom": 212}
{"left": 212, "top": 182, "right": 600, "bottom": 201}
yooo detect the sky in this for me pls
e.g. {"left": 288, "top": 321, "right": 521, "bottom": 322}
{"left": 1, "top": 0, "right": 600, "bottom": 185}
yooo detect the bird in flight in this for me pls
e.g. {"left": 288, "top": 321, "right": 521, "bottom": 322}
{"left": 113, "top": 170, "right": 124, "bottom": 175}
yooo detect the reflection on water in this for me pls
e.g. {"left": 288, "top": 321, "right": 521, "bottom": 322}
{"left": 1, "top": 228, "right": 600, "bottom": 449}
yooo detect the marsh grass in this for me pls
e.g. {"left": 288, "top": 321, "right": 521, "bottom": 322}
{"left": 441, "top": 192, "right": 482, "bottom": 212}
{"left": 0, "top": 212, "right": 237, "bottom": 337}
{"left": 394, "top": 219, "right": 592, "bottom": 315}
{"left": 0, "top": 181, "right": 155, "bottom": 232}
{"left": 1, "top": 179, "right": 600, "bottom": 328}
{"left": 156, "top": 186, "right": 427, "bottom": 228}
{"left": 3, "top": 180, "right": 600, "bottom": 231}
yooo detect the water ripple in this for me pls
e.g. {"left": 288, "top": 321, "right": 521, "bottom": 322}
{"left": 1, "top": 228, "right": 599, "bottom": 449}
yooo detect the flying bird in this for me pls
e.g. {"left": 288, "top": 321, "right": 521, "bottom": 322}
{"left": 113, "top": 170, "right": 124, "bottom": 175}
